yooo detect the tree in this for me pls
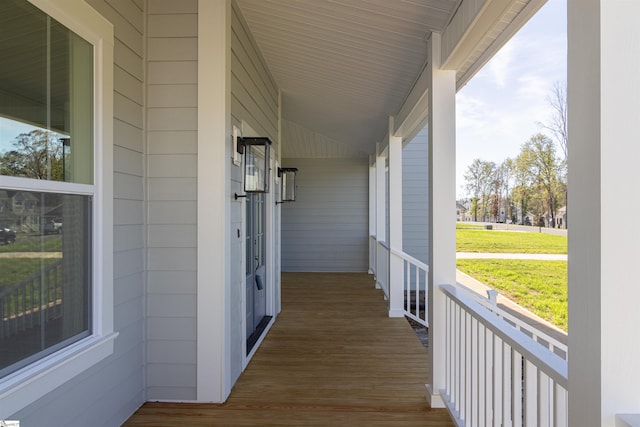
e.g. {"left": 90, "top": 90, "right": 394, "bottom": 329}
{"left": 512, "top": 151, "right": 534, "bottom": 225}
{"left": 0, "top": 130, "right": 63, "bottom": 180}
{"left": 464, "top": 159, "right": 496, "bottom": 221}
{"left": 541, "top": 81, "right": 568, "bottom": 163}
{"left": 520, "top": 134, "right": 562, "bottom": 227}
{"left": 493, "top": 159, "right": 514, "bottom": 222}
{"left": 541, "top": 81, "right": 568, "bottom": 227}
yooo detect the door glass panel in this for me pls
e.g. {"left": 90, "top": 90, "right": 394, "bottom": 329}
{"left": 245, "top": 193, "right": 268, "bottom": 354}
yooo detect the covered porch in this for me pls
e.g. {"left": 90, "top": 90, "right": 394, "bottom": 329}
{"left": 125, "top": 273, "right": 454, "bottom": 426}
{"left": 3, "top": 0, "right": 640, "bottom": 425}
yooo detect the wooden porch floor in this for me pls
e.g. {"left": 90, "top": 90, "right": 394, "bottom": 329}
{"left": 124, "top": 272, "right": 454, "bottom": 426}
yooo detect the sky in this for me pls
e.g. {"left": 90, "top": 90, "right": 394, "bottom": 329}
{"left": 0, "top": 118, "right": 41, "bottom": 152}
{"left": 455, "top": 0, "right": 567, "bottom": 198}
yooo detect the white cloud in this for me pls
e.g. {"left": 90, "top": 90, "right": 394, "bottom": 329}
{"left": 485, "top": 40, "right": 518, "bottom": 87}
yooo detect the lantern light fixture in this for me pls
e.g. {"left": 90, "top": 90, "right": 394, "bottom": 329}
{"left": 276, "top": 167, "right": 298, "bottom": 204}
{"left": 234, "top": 136, "right": 271, "bottom": 199}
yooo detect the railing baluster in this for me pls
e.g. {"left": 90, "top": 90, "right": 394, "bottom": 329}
{"left": 445, "top": 296, "right": 451, "bottom": 397}
{"left": 525, "top": 360, "right": 538, "bottom": 426}
{"left": 503, "top": 341, "right": 512, "bottom": 426}
{"left": 470, "top": 317, "right": 478, "bottom": 427}
{"left": 494, "top": 335, "right": 503, "bottom": 427}
{"left": 454, "top": 303, "right": 460, "bottom": 411}
{"left": 539, "top": 371, "right": 551, "bottom": 427}
{"left": 404, "top": 260, "right": 408, "bottom": 313}
{"left": 485, "top": 328, "right": 493, "bottom": 426}
{"left": 477, "top": 322, "right": 486, "bottom": 426}
{"left": 555, "top": 381, "right": 568, "bottom": 427}
{"left": 411, "top": 264, "right": 416, "bottom": 317}
{"left": 512, "top": 349, "right": 523, "bottom": 427}
{"left": 464, "top": 312, "right": 472, "bottom": 423}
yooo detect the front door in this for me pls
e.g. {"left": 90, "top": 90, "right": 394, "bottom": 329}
{"left": 246, "top": 193, "right": 269, "bottom": 354}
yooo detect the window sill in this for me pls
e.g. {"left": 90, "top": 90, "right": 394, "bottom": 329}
{"left": 0, "top": 332, "right": 118, "bottom": 419}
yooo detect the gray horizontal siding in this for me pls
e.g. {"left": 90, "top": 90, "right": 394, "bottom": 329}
{"left": 282, "top": 158, "right": 368, "bottom": 272}
{"left": 145, "top": 0, "right": 198, "bottom": 401}
{"left": 402, "top": 128, "right": 429, "bottom": 264}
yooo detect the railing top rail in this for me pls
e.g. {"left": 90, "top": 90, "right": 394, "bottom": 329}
{"left": 459, "top": 285, "right": 567, "bottom": 354}
{"left": 389, "top": 248, "right": 429, "bottom": 272}
{"left": 377, "top": 240, "right": 390, "bottom": 250}
{"left": 0, "top": 259, "right": 63, "bottom": 299}
{"left": 441, "top": 283, "right": 568, "bottom": 388}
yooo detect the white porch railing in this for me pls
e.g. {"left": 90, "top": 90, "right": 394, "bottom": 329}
{"left": 390, "top": 248, "right": 429, "bottom": 327}
{"left": 440, "top": 284, "right": 568, "bottom": 427}
{"left": 0, "top": 259, "right": 64, "bottom": 340}
{"left": 375, "top": 241, "right": 390, "bottom": 298}
{"left": 466, "top": 290, "right": 567, "bottom": 359}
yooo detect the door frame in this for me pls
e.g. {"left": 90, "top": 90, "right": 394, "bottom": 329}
{"left": 241, "top": 127, "right": 277, "bottom": 368}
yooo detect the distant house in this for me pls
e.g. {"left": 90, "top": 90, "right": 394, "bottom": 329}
{"left": 556, "top": 206, "right": 567, "bottom": 228}
{"left": 456, "top": 201, "right": 468, "bottom": 221}
{"left": 0, "top": 190, "right": 40, "bottom": 231}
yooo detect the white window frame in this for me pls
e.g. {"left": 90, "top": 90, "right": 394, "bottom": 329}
{"left": 0, "top": 0, "right": 116, "bottom": 418}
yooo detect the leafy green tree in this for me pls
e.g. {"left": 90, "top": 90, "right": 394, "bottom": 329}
{"left": 511, "top": 150, "right": 533, "bottom": 225}
{"left": 520, "top": 134, "right": 562, "bottom": 227}
{"left": 0, "top": 130, "right": 63, "bottom": 180}
{"left": 464, "top": 159, "right": 496, "bottom": 221}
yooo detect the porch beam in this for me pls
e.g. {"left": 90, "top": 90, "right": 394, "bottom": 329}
{"left": 426, "top": 32, "right": 456, "bottom": 409}
{"left": 394, "top": 66, "right": 429, "bottom": 143}
{"left": 388, "top": 117, "right": 404, "bottom": 317}
{"left": 568, "top": 1, "right": 640, "bottom": 425}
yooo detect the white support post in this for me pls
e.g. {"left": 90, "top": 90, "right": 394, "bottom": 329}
{"left": 426, "top": 32, "right": 456, "bottom": 409}
{"left": 197, "top": 0, "right": 232, "bottom": 403}
{"left": 568, "top": 1, "right": 640, "bottom": 425}
{"left": 375, "top": 144, "right": 387, "bottom": 244}
{"left": 369, "top": 156, "right": 376, "bottom": 275}
{"left": 375, "top": 144, "right": 387, "bottom": 290}
{"left": 388, "top": 118, "right": 404, "bottom": 317}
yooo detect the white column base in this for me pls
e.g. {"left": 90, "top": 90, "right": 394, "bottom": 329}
{"left": 425, "top": 384, "right": 445, "bottom": 408}
{"left": 388, "top": 308, "right": 404, "bottom": 318}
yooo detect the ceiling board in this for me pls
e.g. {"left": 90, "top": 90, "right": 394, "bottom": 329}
{"left": 236, "top": 0, "right": 460, "bottom": 154}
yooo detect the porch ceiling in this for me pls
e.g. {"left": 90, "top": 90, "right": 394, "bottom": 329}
{"left": 235, "top": 0, "right": 460, "bottom": 155}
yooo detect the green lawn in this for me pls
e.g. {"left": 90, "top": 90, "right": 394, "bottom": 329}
{"left": 457, "top": 259, "right": 567, "bottom": 331}
{"left": 456, "top": 222, "right": 485, "bottom": 230}
{"left": 456, "top": 226, "right": 568, "bottom": 330}
{"left": 0, "top": 258, "right": 60, "bottom": 292}
{"left": 0, "top": 236, "right": 61, "bottom": 253}
{"left": 456, "top": 229, "right": 567, "bottom": 254}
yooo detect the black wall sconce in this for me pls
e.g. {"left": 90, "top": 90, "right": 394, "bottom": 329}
{"left": 234, "top": 136, "right": 271, "bottom": 199}
{"left": 276, "top": 167, "right": 298, "bottom": 204}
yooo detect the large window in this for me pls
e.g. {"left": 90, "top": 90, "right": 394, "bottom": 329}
{"left": 0, "top": 0, "right": 95, "bottom": 379}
